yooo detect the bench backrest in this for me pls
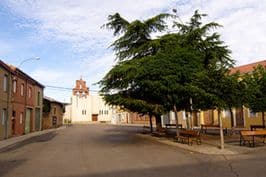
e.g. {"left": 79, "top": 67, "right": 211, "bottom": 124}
{"left": 250, "top": 125, "right": 265, "bottom": 130}
{"left": 180, "top": 130, "right": 200, "bottom": 137}
{"left": 241, "top": 130, "right": 266, "bottom": 136}
{"left": 201, "top": 124, "right": 219, "bottom": 128}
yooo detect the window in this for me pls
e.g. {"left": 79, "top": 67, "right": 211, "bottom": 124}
{"left": 37, "top": 91, "right": 41, "bottom": 106}
{"left": 2, "top": 109, "right": 6, "bottom": 126}
{"left": 53, "top": 107, "right": 56, "bottom": 115}
{"left": 21, "top": 83, "right": 24, "bottom": 96}
{"left": 20, "top": 113, "right": 23, "bottom": 124}
{"left": 82, "top": 110, "right": 86, "bottom": 115}
{"left": 3, "top": 75, "right": 8, "bottom": 92}
{"left": 13, "top": 80, "right": 17, "bottom": 93}
{"left": 12, "top": 111, "right": 16, "bottom": 119}
{"left": 28, "top": 87, "right": 32, "bottom": 98}
{"left": 249, "top": 109, "right": 257, "bottom": 118}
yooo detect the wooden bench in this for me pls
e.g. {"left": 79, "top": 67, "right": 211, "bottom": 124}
{"left": 165, "top": 124, "right": 182, "bottom": 129}
{"left": 250, "top": 125, "right": 265, "bottom": 131}
{"left": 201, "top": 124, "right": 227, "bottom": 134}
{"left": 175, "top": 130, "right": 201, "bottom": 146}
{"left": 240, "top": 130, "right": 266, "bottom": 147}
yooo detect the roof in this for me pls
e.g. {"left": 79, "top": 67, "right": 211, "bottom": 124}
{"left": 8, "top": 63, "right": 45, "bottom": 88}
{"left": 230, "top": 60, "right": 266, "bottom": 74}
{"left": 0, "top": 60, "right": 13, "bottom": 73}
{"left": 44, "top": 96, "right": 65, "bottom": 106}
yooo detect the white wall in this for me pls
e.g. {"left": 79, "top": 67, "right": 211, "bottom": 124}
{"left": 63, "top": 93, "right": 113, "bottom": 123}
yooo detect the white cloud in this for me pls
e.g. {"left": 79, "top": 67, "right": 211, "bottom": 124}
{"left": 174, "top": 0, "right": 266, "bottom": 65}
{"left": 2, "top": 0, "right": 266, "bottom": 101}
{"left": 3, "top": 0, "right": 176, "bottom": 52}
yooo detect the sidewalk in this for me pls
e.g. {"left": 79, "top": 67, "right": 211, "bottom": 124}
{"left": 137, "top": 132, "right": 266, "bottom": 155}
{"left": 0, "top": 126, "right": 65, "bottom": 151}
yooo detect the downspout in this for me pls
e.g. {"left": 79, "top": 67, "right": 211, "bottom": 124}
{"left": 24, "top": 78, "right": 27, "bottom": 134}
{"left": 5, "top": 71, "right": 11, "bottom": 139}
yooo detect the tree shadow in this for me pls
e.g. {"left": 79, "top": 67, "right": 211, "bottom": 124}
{"left": 0, "top": 132, "right": 57, "bottom": 153}
{"left": 0, "top": 159, "right": 27, "bottom": 176}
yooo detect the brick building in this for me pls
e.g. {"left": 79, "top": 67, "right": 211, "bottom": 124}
{"left": 42, "top": 96, "right": 64, "bottom": 129}
{"left": 9, "top": 66, "right": 44, "bottom": 136}
{"left": 0, "top": 60, "right": 12, "bottom": 140}
{"left": 0, "top": 60, "right": 44, "bottom": 139}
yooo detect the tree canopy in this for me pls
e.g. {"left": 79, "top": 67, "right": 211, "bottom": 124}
{"left": 99, "top": 10, "right": 234, "bottom": 136}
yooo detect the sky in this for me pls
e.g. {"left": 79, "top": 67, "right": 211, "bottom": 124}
{"left": 0, "top": 0, "right": 266, "bottom": 102}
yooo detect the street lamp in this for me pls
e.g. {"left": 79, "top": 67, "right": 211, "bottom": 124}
{"left": 17, "top": 57, "right": 40, "bottom": 68}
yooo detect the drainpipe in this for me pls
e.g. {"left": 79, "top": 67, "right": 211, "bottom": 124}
{"left": 5, "top": 70, "right": 12, "bottom": 139}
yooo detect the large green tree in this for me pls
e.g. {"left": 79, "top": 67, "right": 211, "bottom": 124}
{"left": 100, "top": 10, "right": 234, "bottom": 139}
{"left": 244, "top": 65, "right": 266, "bottom": 126}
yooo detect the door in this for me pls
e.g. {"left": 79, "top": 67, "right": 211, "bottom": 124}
{"left": 204, "top": 110, "right": 213, "bottom": 125}
{"left": 52, "top": 116, "right": 57, "bottom": 127}
{"left": 235, "top": 107, "right": 244, "bottom": 127}
{"left": 92, "top": 114, "right": 98, "bottom": 121}
{"left": 25, "top": 108, "right": 31, "bottom": 134}
{"left": 192, "top": 111, "right": 199, "bottom": 127}
{"left": 35, "top": 108, "right": 41, "bottom": 131}
{"left": 11, "top": 111, "right": 16, "bottom": 135}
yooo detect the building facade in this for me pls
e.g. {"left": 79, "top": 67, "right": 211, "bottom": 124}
{"left": 9, "top": 66, "right": 44, "bottom": 136}
{"left": 196, "top": 60, "right": 266, "bottom": 129}
{"left": 0, "top": 60, "right": 12, "bottom": 140}
{"left": 0, "top": 60, "right": 44, "bottom": 140}
{"left": 64, "top": 78, "right": 113, "bottom": 123}
{"left": 42, "top": 96, "right": 64, "bottom": 129}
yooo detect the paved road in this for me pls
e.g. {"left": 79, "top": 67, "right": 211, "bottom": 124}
{"left": 0, "top": 124, "right": 265, "bottom": 177}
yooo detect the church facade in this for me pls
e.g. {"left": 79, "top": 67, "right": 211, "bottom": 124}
{"left": 63, "top": 79, "right": 113, "bottom": 123}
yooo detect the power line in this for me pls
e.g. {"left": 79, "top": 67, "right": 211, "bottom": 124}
{"left": 44, "top": 85, "right": 100, "bottom": 92}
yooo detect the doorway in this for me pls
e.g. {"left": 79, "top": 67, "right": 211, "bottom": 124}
{"left": 235, "top": 107, "right": 244, "bottom": 127}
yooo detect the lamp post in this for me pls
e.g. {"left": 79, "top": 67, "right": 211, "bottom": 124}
{"left": 17, "top": 57, "right": 40, "bottom": 68}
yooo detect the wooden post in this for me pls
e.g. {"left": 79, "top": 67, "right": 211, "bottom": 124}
{"left": 218, "top": 109, "right": 224, "bottom": 149}
{"left": 173, "top": 105, "right": 180, "bottom": 136}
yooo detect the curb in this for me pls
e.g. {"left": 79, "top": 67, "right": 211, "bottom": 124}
{"left": 0, "top": 126, "right": 66, "bottom": 151}
{"left": 136, "top": 133, "right": 253, "bottom": 155}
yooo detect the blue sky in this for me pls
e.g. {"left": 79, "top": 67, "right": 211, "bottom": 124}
{"left": 0, "top": 0, "right": 266, "bottom": 102}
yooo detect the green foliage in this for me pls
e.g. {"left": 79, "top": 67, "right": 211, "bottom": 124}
{"left": 99, "top": 10, "right": 235, "bottom": 122}
{"left": 244, "top": 65, "right": 266, "bottom": 113}
{"left": 103, "top": 12, "right": 172, "bottom": 61}
{"left": 174, "top": 10, "right": 233, "bottom": 68}
{"left": 43, "top": 99, "right": 51, "bottom": 113}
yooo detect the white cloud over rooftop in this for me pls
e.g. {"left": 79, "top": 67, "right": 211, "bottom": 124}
{"left": 1, "top": 0, "right": 266, "bottom": 101}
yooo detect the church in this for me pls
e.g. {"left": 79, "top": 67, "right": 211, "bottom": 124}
{"left": 63, "top": 78, "right": 113, "bottom": 123}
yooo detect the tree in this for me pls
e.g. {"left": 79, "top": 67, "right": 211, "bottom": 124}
{"left": 244, "top": 65, "right": 266, "bottom": 126}
{"left": 192, "top": 66, "right": 244, "bottom": 149}
{"left": 101, "top": 93, "right": 166, "bottom": 133}
{"left": 100, "top": 10, "right": 234, "bottom": 140}
{"left": 102, "top": 13, "right": 172, "bottom": 61}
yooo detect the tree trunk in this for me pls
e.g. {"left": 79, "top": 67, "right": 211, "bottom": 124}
{"left": 229, "top": 107, "right": 234, "bottom": 128}
{"left": 185, "top": 111, "right": 190, "bottom": 129}
{"left": 173, "top": 105, "right": 180, "bottom": 136}
{"left": 218, "top": 109, "right": 225, "bottom": 149}
{"left": 262, "top": 112, "right": 265, "bottom": 127}
{"left": 149, "top": 114, "right": 153, "bottom": 133}
{"left": 155, "top": 114, "right": 162, "bottom": 132}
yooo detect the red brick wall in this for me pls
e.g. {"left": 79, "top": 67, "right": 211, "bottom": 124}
{"left": 129, "top": 112, "right": 156, "bottom": 125}
{"left": 12, "top": 103, "right": 25, "bottom": 135}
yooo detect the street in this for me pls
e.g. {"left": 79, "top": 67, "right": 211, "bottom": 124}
{"left": 0, "top": 124, "right": 266, "bottom": 177}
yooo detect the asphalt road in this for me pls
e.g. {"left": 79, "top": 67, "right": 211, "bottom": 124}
{"left": 0, "top": 124, "right": 266, "bottom": 177}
